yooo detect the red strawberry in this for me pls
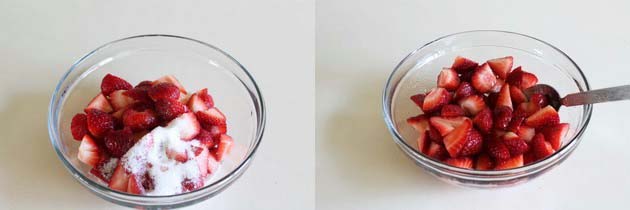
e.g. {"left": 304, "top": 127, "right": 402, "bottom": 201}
{"left": 166, "top": 147, "right": 189, "bottom": 162}
{"left": 510, "top": 86, "right": 527, "bottom": 105}
{"left": 530, "top": 93, "right": 549, "bottom": 108}
{"left": 496, "top": 83, "right": 513, "bottom": 109}
{"left": 487, "top": 139, "right": 511, "bottom": 160}
{"left": 122, "top": 108, "right": 158, "bottom": 132}
{"left": 493, "top": 106, "right": 513, "bottom": 130}
{"left": 213, "top": 134, "right": 234, "bottom": 161}
{"left": 426, "top": 142, "right": 448, "bottom": 160}
{"left": 531, "top": 133, "right": 555, "bottom": 159}
{"left": 471, "top": 63, "right": 497, "bottom": 93}
{"left": 506, "top": 115, "right": 524, "bottom": 133}
{"left": 516, "top": 126, "right": 536, "bottom": 142}
{"left": 104, "top": 128, "right": 134, "bottom": 158}
{"left": 90, "top": 157, "right": 118, "bottom": 183}
{"left": 109, "top": 90, "right": 136, "bottom": 111}
{"left": 506, "top": 67, "right": 538, "bottom": 89}
{"left": 78, "top": 135, "right": 103, "bottom": 167}
{"left": 490, "top": 79, "right": 505, "bottom": 93}
{"left": 472, "top": 108, "right": 493, "bottom": 134}
{"left": 437, "top": 68, "right": 460, "bottom": 90}
{"left": 196, "top": 107, "right": 227, "bottom": 130}
{"left": 196, "top": 129, "right": 216, "bottom": 149}
{"left": 443, "top": 119, "right": 472, "bottom": 157}
{"left": 127, "top": 174, "right": 145, "bottom": 195}
{"left": 154, "top": 98, "right": 187, "bottom": 122}
{"left": 410, "top": 93, "right": 426, "bottom": 108}
{"left": 525, "top": 105, "right": 559, "bottom": 128}
{"left": 494, "top": 155, "right": 524, "bottom": 170}
{"left": 153, "top": 75, "right": 187, "bottom": 94}
{"left": 148, "top": 82, "right": 181, "bottom": 102}
{"left": 422, "top": 88, "right": 451, "bottom": 113}
{"left": 503, "top": 132, "right": 529, "bottom": 156}
{"left": 451, "top": 56, "right": 479, "bottom": 73}
{"left": 458, "top": 95, "right": 487, "bottom": 115}
{"left": 523, "top": 152, "right": 536, "bottom": 165}
{"left": 417, "top": 131, "right": 431, "bottom": 154}
{"left": 207, "top": 155, "right": 221, "bottom": 174}
{"left": 459, "top": 71, "right": 475, "bottom": 83}
{"left": 181, "top": 178, "right": 203, "bottom": 192}
{"left": 167, "top": 112, "right": 201, "bottom": 141}
{"left": 196, "top": 88, "right": 214, "bottom": 108}
{"left": 85, "top": 93, "right": 114, "bottom": 113}
{"left": 101, "top": 74, "right": 132, "bottom": 96}
{"left": 487, "top": 56, "right": 514, "bottom": 79}
{"left": 459, "top": 128, "right": 483, "bottom": 156}
{"left": 187, "top": 94, "right": 209, "bottom": 113}
{"left": 429, "top": 116, "right": 467, "bottom": 136}
{"left": 108, "top": 164, "right": 130, "bottom": 192}
{"left": 428, "top": 125, "right": 443, "bottom": 144}
{"left": 124, "top": 86, "right": 152, "bottom": 104}
{"left": 475, "top": 154, "right": 494, "bottom": 170}
{"left": 444, "top": 157, "right": 473, "bottom": 169}
{"left": 440, "top": 104, "right": 465, "bottom": 117}
{"left": 541, "top": 123, "right": 569, "bottom": 150}
{"left": 71, "top": 113, "right": 89, "bottom": 141}
{"left": 515, "top": 101, "right": 540, "bottom": 118}
{"left": 453, "top": 82, "right": 476, "bottom": 101}
{"left": 193, "top": 145, "right": 210, "bottom": 178}
{"left": 136, "top": 80, "right": 153, "bottom": 88}
{"left": 86, "top": 109, "right": 114, "bottom": 137}
{"left": 208, "top": 125, "right": 228, "bottom": 139}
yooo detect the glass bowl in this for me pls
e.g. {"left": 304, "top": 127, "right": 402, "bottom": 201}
{"left": 48, "top": 34, "right": 266, "bottom": 208}
{"left": 382, "top": 30, "right": 592, "bottom": 188}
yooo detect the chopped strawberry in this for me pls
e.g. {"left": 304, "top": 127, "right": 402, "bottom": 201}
{"left": 78, "top": 135, "right": 103, "bottom": 167}
{"left": 443, "top": 119, "right": 472, "bottom": 157}
{"left": 108, "top": 164, "right": 130, "bottom": 192}
{"left": 154, "top": 98, "right": 187, "bottom": 122}
{"left": 516, "top": 126, "right": 536, "bottom": 142}
{"left": 127, "top": 174, "right": 145, "bottom": 195}
{"left": 136, "top": 80, "right": 153, "bottom": 88}
{"left": 472, "top": 108, "right": 493, "bottom": 134}
{"left": 490, "top": 79, "right": 505, "bottom": 93}
{"left": 458, "top": 95, "right": 487, "bottom": 115}
{"left": 506, "top": 67, "right": 538, "bottom": 89}
{"left": 523, "top": 152, "right": 536, "bottom": 165}
{"left": 496, "top": 83, "right": 513, "bottom": 109}
{"left": 437, "top": 68, "right": 460, "bottom": 90}
{"left": 506, "top": 115, "right": 524, "bottom": 133}
{"left": 453, "top": 82, "right": 476, "bottom": 101}
{"left": 440, "top": 104, "right": 465, "bottom": 117}
{"left": 90, "top": 157, "right": 118, "bottom": 183}
{"left": 509, "top": 85, "right": 527, "bottom": 105}
{"left": 525, "top": 105, "right": 559, "bottom": 128}
{"left": 181, "top": 178, "right": 203, "bottom": 192}
{"left": 166, "top": 147, "right": 189, "bottom": 162}
{"left": 471, "top": 63, "right": 497, "bottom": 93}
{"left": 515, "top": 101, "right": 541, "bottom": 118}
{"left": 148, "top": 82, "right": 181, "bottom": 102}
{"left": 444, "top": 157, "right": 473, "bottom": 169}
{"left": 531, "top": 133, "right": 555, "bottom": 160}
{"left": 451, "top": 56, "right": 479, "bottom": 73}
{"left": 85, "top": 93, "right": 114, "bottom": 113}
{"left": 541, "top": 123, "right": 569, "bottom": 150}
{"left": 417, "top": 131, "right": 430, "bottom": 154}
{"left": 493, "top": 106, "right": 513, "bottom": 130}
{"left": 167, "top": 112, "right": 201, "bottom": 140}
{"left": 109, "top": 90, "right": 136, "bottom": 111}
{"left": 426, "top": 142, "right": 448, "bottom": 160}
{"left": 196, "top": 129, "right": 216, "bottom": 149}
{"left": 207, "top": 155, "right": 221, "bottom": 174}
{"left": 213, "top": 134, "right": 234, "bottom": 161}
{"left": 86, "top": 109, "right": 114, "bottom": 137}
{"left": 530, "top": 93, "right": 549, "bottom": 108}
{"left": 495, "top": 155, "right": 524, "bottom": 170}
{"left": 410, "top": 93, "right": 426, "bottom": 108}
{"left": 427, "top": 125, "right": 443, "bottom": 144}
{"left": 153, "top": 75, "right": 187, "bottom": 94}
{"left": 196, "top": 107, "right": 227, "bottom": 130}
{"left": 122, "top": 108, "right": 158, "bottom": 132}
{"left": 104, "top": 128, "right": 134, "bottom": 158}
{"left": 71, "top": 113, "right": 89, "bottom": 141}
{"left": 503, "top": 132, "right": 529, "bottom": 156}
{"left": 195, "top": 88, "right": 214, "bottom": 108}
{"left": 187, "top": 89, "right": 213, "bottom": 112}
{"left": 429, "top": 116, "right": 467, "bottom": 136}
{"left": 487, "top": 56, "right": 514, "bottom": 79}
{"left": 124, "top": 86, "right": 152, "bottom": 104}
{"left": 194, "top": 146, "right": 210, "bottom": 178}
{"left": 101, "top": 74, "right": 133, "bottom": 96}
{"left": 475, "top": 154, "right": 494, "bottom": 170}
{"left": 422, "top": 88, "right": 451, "bottom": 113}
{"left": 487, "top": 139, "right": 510, "bottom": 160}
{"left": 459, "top": 128, "right": 483, "bottom": 156}
{"left": 208, "top": 125, "right": 228, "bottom": 139}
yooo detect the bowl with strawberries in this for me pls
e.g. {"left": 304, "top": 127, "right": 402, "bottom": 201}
{"left": 48, "top": 35, "right": 265, "bottom": 207}
{"left": 383, "top": 30, "right": 592, "bottom": 187}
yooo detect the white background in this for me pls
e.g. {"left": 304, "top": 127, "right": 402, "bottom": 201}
{"left": 317, "top": 0, "right": 630, "bottom": 210}
{"left": 0, "top": 1, "right": 314, "bottom": 209}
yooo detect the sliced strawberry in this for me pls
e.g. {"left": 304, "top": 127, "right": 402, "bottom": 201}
{"left": 503, "top": 132, "right": 529, "bottom": 156}
{"left": 453, "top": 82, "right": 476, "bottom": 101}
{"left": 525, "top": 105, "right": 559, "bottom": 128}
{"left": 122, "top": 108, "right": 158, "bottom": 132}
{"left": 458, "top": 95, "right": 487, "bottom": 116}
{"left": 90, "top": 157, "right": 118, "bottom": 183}
{"left": 472, "top": 108, "right": 493, "bottom": 134}
{"left": 85, "top": 93, "right": 114, "bottom": 113}
{"left": 443, "top": 119, "right": 472, "bottom": 157}
{"left": 196, "top": 129, "right": 216, "bottom": 149}
{"left": 167, "top": 112, "right": 201, "bottom": 140}
{"left": 78, "top": 135, "right": 102, "bottom": 167}
{"left": 444, "top": 157, "right": 473, "bottom": 169}
{"left": 417, "top": 131, "right": 431, "bottom": 154}
{"left": 421, "top": 88, "right": 451, "bottom": 113}
{"left": 410, "top": 93, "right": 426, "bottom": 108}
{"left": 429, "top": 116, "right": 467, "bottom": 136}
{"left": 104, "top": 128, "right": 135, "bottom": 158}
{"left": 213, "top": 134, "right": 234, "bottom": 161}
{"left": 530, "top": 93, "right": 549, "bottom": 108}
{"left": 208, "top": 125, "right": 227, "bottom": 139}
{"left": 187, "top": 91, "right": 211, "bottom": 113}
{"left": 506, "top": 67, "right": 538, "bottom": 89}
{"left": 428, "top": 125, "right": 443, "bottom": 144}
{"left": 506, "top": 115, "right": 524, "bottom": 133}
{"left": 426, "top": 142, "right": 448, "bottom": 160}
{"left": 490, "top": 79, "right": 505, "bottom": 93}
{"left": 437, "top": 68, "right": 460, "bottom": 90}
{"left": 194, "top": 146, "right": 210, "bottom": 178}
{"left": 86, "top": 109, "right": 114, "bottom": 137}
{"left": 487, "top": 139, "right": 510, "bottom": 160}
{"left": 196, "top": 107, "right": 227, "bottom": 130}
{"left": 101, "top": 74, "right": 133, "bottom": 96}
{"left": 154, "top": 98, "right": 187, "bottom": 122}
{"left": 475, "top": 154, "right": 494, "bottom": 170}
{"left": 181, "top": 178, "right": 203, "bottom": 192}
{"left": 440, "top": 104, "right": 465, "bottom": 117}
{"left": 515, "top": 101, "right": 541, "bottom": 118}
{"left": 136, "top": 80, "right": 153, "bottom": 88}
{"left": 496, "top": 83, "right": 513, "bottom": 109}
{"left": 493, "top": 106, "right": 513, "bottom": 130}
{"left": 195, "top": 88, "right": 214, "bottom": 108}
{"left": 495, "top": 155, "right": 523, "bottom": 170}
{"left": 108, "top": 164, "right": 130, "bottom": 192}
{"left": 487, "top": 56, "right": 514, "bottom": 79}
{"left": 124, "top": 86, "right": 152, "bottom": 104}
{"left": 71, "top": 113, "right": 89, "bottom": 141}
{"left": 109, "top": 90, "right": 136, "bottom": 111}
{"left": 207, "top": 155, "right": 220, "bottom": 174}
{"left": 153, "top": 75, "right": 187, "bottom": 94}
{"left": 471, "top": 63, "right": 497, "bottom": 93}
{"left": 541, "top": 123, "right": 569, "bottom": 150}
{"left": 531, "top": 133, "right": 555, "bottom": 160}
{"left": 523, "top": 152, "right": 536, "bottom": 165}
{"left": 148, "top": 82, "right": 181, "bottom": 102}
{"left": 127, "top": 174, "right": 145, "bottom": 195}
{"left": 510, "top": 85, "right": 527, "bottom": 105}
{"left": 451, "top": 56, "right": 479, "bottom": 73}
{"left": 407, "top": 115, "right": 430, "bottom": 152}
{"left": 459, "top": 128, "right": 483, "bottom": 156}
{"left": 516, "top": 126, "right": 536, "bottom": 142}
{"left": 166, "top": 147, "right": 188, "bottom": 162}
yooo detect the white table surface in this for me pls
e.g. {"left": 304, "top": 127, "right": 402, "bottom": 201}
{"left": 0, "top": 1, "right": 314, "bottom": 209}
{"left": 316, "top": 0, "right": 630, "bottom": 209}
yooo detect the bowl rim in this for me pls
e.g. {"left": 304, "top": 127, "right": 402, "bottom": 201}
{"left": 382, "top": 30, "right": 593, "bottom": 176}
{"left": 48, "top": 34, "right": 266, "bottom": 198}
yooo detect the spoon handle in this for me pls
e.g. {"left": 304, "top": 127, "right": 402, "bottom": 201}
{"left": 562, "top": 85, "right": 630, "bottom": 106}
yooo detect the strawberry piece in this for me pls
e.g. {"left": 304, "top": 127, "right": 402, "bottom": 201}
{"left": 124, "top": 86, "right": 152, "bottom": 104}
{"left": 187, "top": 93, "right": 209, "bottom": 113}
{"left": 154, "top": 75, "right": 187, "bottom": 94}
{"left": 525, "top": 105, "right": 559, "bottom": 128}
{"left": 426, "top": 142, "right": 448, "bottom": 160}
{"left": 127, "top": 174, "right": 145, "bottom": 195}
{"left": 122, "top": 108, "right": 158, "bottom": 132}
{"left": 453, "top": 82, "right": 476, "bottom": 101}
{"left": 148, "top": 82, "right": 181, "bottom": 102}
{"left": 495, "top": 155, "right": 524, "bottom": 170}
{"left": 487, "top": 56, "right": 514, "bottom": 79}
{"left": 440, "top": 104, "right": 465, "bottom": 117}
{"left": 417, "top": 130, "right": 431, "bottom": 154}
{"left": 531, "top": 133, "right": 555, "bottom": 160}
{"left": 410, "top": 94, "right": 426, "bottom": 108}
{"left": 208, "top": 125, "right": 228, "bottom": 139}
{"left": 490, "top": 79, "right": 505, "bottom": 93}
{"left": 471, "top": 63, "right": 497, "bottom": 93}
{"left": 451, "top": 56, "right": 479, "bottom": 73}
{"left": 530, "top": 93, "right": 549, "bottom": 108}
{"left": 493, "top": 106, "right": 513, "bottom": 130}
{"left": 194, "top": 146, "right": 210, "bottom": 178}
{"left": 85, "top": 93, "right": 114, "bottom": 113}
{"left": 86, "top": 109, "right": 114, "bottom": 137}
{"left": 427, "top": 125, "right": 443, "bottom": 144}
{"left": 459, "top": 128, "right": 483, "bottom": 156}
{"left": 541, "top": 123, "right": 569, "bottom": 150}
{"left": 516, "top": 126, "right": 536, "bottom": 142}
{"left": 506, "top": 67, "right": 538, "bottom": 89}
{"left": 166, "top": 147, "right": 189, "bottom": 162}
{"left": 101, "top": 74, "right": 132, "bottom": 96}
{"left": 496, "top": 83, "right": 513, "bottom": 109}
{"left": 515, "top": 101, "right": 540, "bottom": 118}
{"left": 181, "top": 178, "right": 203, "bottom": 192}
{"left": 167, "top": 112, "right": 201, "bottom": 140}
{"left": 506, "top": 115, "right": 524, "bottom": 133}
{"left": 472, "top": 108, "right": 493, "bottom": 134}
{"left": 104, "top": 128, "right": 135, "bottom": 158}
{"left": 503, "top": 132, "right": 529, "bottom": 156}
{"left": 196, "top": 129, "right": 216, "bottom": 149}
{"left": 136, "top": 80, "right": 153, "bottom": 88}
{"left": 437, "top": 68, "right": 460, "bottom": 90}
{"left": 196, "top": 107, "right": 227, "bottom": 130}
{"left": 154, "top": 98, "right": 187, "bottom": 122}
{"left": 422, "top": 88, "right": 451, "bottom": 113}
{"left": 443, "top": 119, "right": 472, "bottom": 157}
{"left": 71, "top": 113, "right": 89, "bottom": 141}
{"left": 475, "top": 154, "right": 494, "bottom": 170}
{"left": 458, "top": 95, "right": 487, "bottom": 115}
{"left": 213, "top": 134, "right": 234, "bottom": 161}
{"left": 108, "top": 164, "right": 130, "bottom": 192}
{"left": 523, "top": 152, "right": 536, "bottom": 165}
{"left": 429, "top": 116, "right": 467, "bottom": 136}
{"left": 109, "top": 90, "right": 136, "bottom": 111}
{"left": 487, "top": 139, "right": 511, "bottom": 160}
{"left": 78, "top": 135, "right": 102, "bottom": 167}
{"left": 196, "top": 88, "right": 214, "bottom": 108}
{"left": 444, "top": 157, "right": 473, "bottom": 169}
{"left": 509, "top": 85, "right": 527, "bottom": 105}
{"left": 90, "top": 157, "right": 118, "bottom": 183}
{"left": 207, "top": 155, "right": 220, "bottom": 174}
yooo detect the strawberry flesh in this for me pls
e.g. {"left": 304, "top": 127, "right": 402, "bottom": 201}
{"left": 71, "top": 113, "right": 89, "bottom": 141}
{"left": 101, "top": 74, "right": 133, "bottom": 96}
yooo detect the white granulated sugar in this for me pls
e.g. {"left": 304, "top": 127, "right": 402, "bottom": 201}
{"left": 101, "top": 158, "right": 118, "bottom": 179}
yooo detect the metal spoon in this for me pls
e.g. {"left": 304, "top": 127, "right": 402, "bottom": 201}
{"left": 524, "top": 84, "right": 630, "bottom": 110}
